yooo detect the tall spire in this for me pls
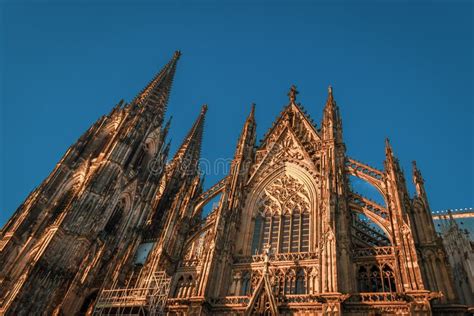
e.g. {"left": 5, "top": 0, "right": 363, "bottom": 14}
{"left": 132, "top": 51, "right": 181, "bottom": 124}
{"left": 170, "top": 104, "right": 207, "bottom": 176}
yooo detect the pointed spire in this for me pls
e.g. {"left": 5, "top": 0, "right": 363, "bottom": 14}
{"left": 385, "top": 138, "right": 393, "bottom": 159}
{"left": 132, "top": 51, "right": 181, "bottom": 125}
{"left": 322, "top": 85, "right": 344, "bottom": 143}
{"left": 325, "top": 85, "right": 336, "bottom": 110}
{"left": 250, "top": 102, "right": 256, "bottom": 118}
{"left": 234, "top": 103, "right": 257, "bottom": 158}
{"left": 412, "top": 161, "right": 424, "bottom": 184}
{"left": 245, "top": 102, "right": 256, "bottom": 126}
{"left": 412, "top": 160, "right": 427, "bottom": 198}
{"left": 288, "top": 85, "right": 298, "bottom": 104}
{"left": 170, "top": 104, "right": 207, "bottom": 176}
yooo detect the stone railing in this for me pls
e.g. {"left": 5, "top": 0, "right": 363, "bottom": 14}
{"left": 347, "top": 292, "right": 405, "bottom": 303}
{"left": 209, "top": 296, "right": 250, "bottom": 306}
{"left": 353, "top": 246, "right": 394, "bottom": 259}
{"left": 167, "top": 298, "right": 190, "bottom": 306}
{"left": 234, "top": 252, "right": 319, "bottom": 264}
{"left": 280, "top": 294, "right": 322, "bottom": 304}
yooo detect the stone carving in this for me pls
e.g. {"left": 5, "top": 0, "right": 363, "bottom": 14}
{"left": 260, "top": 174, "right": 310, "bottom": 216}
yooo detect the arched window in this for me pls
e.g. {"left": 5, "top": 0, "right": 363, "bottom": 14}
{"left": 251, "top": 175, "right": 311, "bottom": 254}
{"left": 251, "top": 215, "right": 263, "bottom": 254}
{"left": 369, "top": 265, "right": 382, "bottom": 292}
{"left": 381, "top": 264, "right": 396, "bottom": 292}
{"left": 254, "top": 210, "right": 310, "bottom": 254}
{"left": 103, "top": 201, "right": 124, "bottom": 235}
{"left": 174, "top": 275, "right": 195, "bottom": 298}
{"left": 175, "top": 276, "right": 184, "bottom": 297}
{"left": 357, "top": 266, "right": 370, "bottom": 292}
{"left": 295, "top": 269, "right": 306, "bottom": 294}
{"left": 357, "top": 264, "right": 396, "bottom": 293}
{"left": 50, "top": 190, "right": 74, "bottom": 223}
{"left": 241, "top": 271, "right": 251, "bottom": 295}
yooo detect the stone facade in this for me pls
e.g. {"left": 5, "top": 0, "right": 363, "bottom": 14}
{"left": 439, "top": 214, "right": 474, "bottom": 307}
{"left": 0, "top": 52, "right": 472, "bottom": 315}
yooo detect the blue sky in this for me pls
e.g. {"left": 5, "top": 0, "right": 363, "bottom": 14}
{"left": 1, "top": 1, "right": 472, "bottom": 227}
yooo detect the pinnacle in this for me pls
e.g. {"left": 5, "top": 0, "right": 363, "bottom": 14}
{"left": 288, "top": 85, "right": 298, "bottom": 103}
{"left": 325, "top": 85, "right": 335, "bottom": 109}
{"left": 247, "top": 103, "right": 256, "bottom": 122}
{"left": 171, "top": 105, "right": 207, "bottom": 172}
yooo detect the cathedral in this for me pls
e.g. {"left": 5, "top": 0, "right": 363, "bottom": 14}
{"left": 0, "top": 51, "right": 472, "bottom": 315}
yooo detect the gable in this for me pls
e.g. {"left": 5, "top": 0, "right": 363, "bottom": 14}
{"left": 247, "top": 104, "right": 322, "bottom": 185}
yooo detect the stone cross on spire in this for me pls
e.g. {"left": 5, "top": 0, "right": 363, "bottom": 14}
{"left": 288, "top": 85, "right": 298, "bottom": 103}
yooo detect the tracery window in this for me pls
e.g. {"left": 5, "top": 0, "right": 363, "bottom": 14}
{"left": 271, "top": 268, "right": 307, "bottom": 295}
{"left": 357, "top": 264, "right": 396, "bottom": 292}
{"left": 252, "top": 175, "right": 311, "bottom": 254}
{"left": 174, "top": 275, "right": 195, "bottom": 298}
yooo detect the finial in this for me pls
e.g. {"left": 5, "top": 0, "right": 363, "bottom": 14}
{"left": 174, "top": 50, "right": 182, "bottom": 59}
{"left": 325, "top": 85, "right": 335, "bottom": 108}
{"left": 201, "top": 104, "right": 208, "bottom": 114}
{"left": 288, "top": 85, "right": 298, "bottom": 103}
{"left": 250, "top": 102, "right": 256, "bottom": 115}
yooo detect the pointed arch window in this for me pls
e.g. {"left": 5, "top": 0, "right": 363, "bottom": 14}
{"left": 295, "top": 269, "right": 306, "bottom": 294}
{"left": 357, "top": 264, "right": 396, "bottom": 293}
{"left": 103, "top": 200, "right": 124, "bottom": 235}
{"left": 251, "top": 175, "right": 311, "bottom": 254}
{"left": 240, "top": 271, "right": 251, "bottom": 295}
{"left": 254, "top": 210, "right": 310, "bottom": 254}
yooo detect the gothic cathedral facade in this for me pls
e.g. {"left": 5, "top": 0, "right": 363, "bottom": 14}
{"left": 0, "top": 52, "right": 471, "bottom": 315}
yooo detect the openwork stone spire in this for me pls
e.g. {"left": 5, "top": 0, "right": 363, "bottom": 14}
{"left": 132, "top": 50, "right": 181, "bottom": 125}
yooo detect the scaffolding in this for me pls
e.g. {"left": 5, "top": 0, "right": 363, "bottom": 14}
{"left": 93, "top": 271, "right": 171, "bottom": 316}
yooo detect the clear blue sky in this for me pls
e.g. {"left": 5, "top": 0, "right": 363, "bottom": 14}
{"left": 1, "top": 1, "right": 472, "bottom": 227}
